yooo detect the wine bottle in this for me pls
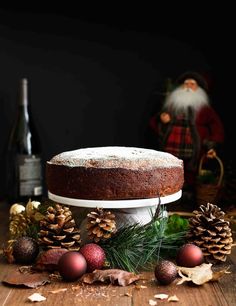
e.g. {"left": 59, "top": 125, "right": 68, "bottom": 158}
{"left": 6, "top": 78, "right": 43, "bottom": 204}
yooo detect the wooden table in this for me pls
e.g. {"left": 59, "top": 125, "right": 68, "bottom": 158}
{"left": 0, "top": 201, "right": 236, "bottom": 306}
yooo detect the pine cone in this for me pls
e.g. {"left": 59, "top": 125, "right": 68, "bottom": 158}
{"left": 187, "top": 203, "right": 233, "bottom": 263}
{"left": 87, "top": 207, "right": 117, "bottom": 243}
{"left": 9, "top": 212, "right": 31, "bottom": 239}
{"left": 38, "top": 204, "right": 81, "bottom": 251}
{"left": 9, "top": 201, "right": 45, "bottom": 239}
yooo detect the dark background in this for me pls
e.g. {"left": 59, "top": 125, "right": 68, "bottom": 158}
{"left": 0, "top": 7, "right": 234, "bottom": 199}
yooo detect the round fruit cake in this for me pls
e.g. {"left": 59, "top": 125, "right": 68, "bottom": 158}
{"left": 46, "top": 146, "right": 184, "bottom": 200}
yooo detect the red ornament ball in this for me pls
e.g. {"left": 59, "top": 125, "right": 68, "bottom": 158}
{"left": 176, "top": 243, "right": 204, "bottom": 267}
{"left": 58, "top": 251, "right": 87, "bottom": 281}
{"left": 80, "top": 243, "right": 105, "bottom": 272}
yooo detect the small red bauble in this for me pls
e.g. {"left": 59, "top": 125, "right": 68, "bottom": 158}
{"left": 58, "top": 251, "right": 87, "bottom": 281}
{"left": 80, "top": 243, "right": 105, "bottom": 272}
{"left": 154, "top": 260, "right": 178, "bottom": 285}
{"left": 176, "top": 243, "right": 204, "bottom": 267}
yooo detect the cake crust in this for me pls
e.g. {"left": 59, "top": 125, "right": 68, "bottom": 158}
{"left": 46, "top": 147, "right": 184, "bottom": 200}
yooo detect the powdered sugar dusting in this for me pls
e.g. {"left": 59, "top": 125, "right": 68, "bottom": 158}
{"left": 48, "top": 146, "right": 183, "bottom": 170}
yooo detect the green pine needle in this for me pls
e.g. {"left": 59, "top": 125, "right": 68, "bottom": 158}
{"left": 100, "top": 207, "right": 188, "bottom": 273}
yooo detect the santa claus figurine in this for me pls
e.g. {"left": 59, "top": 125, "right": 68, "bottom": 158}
{"left": 149, "top": 71, "right": 224, "bottom": 198}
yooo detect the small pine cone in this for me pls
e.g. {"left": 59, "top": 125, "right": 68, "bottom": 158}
{"left": 38, "top": 204, "right": 81, "bottom": 251}
{"left": 9, "top": 213, "right": 31, "bottom": 239}
{"left": 188, "top": 203, "right": 233, "bottom": 263}
{"left": 87, "top": 207, "right": 117, "bottom": 243}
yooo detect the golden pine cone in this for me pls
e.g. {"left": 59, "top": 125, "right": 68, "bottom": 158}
{"left": 87, "top": 207, "right": 117, "bottom": 243}
{"left": 188, "top": 203, "right": 233, "bottom": 263}
{"left": 8, "top": 201, "right": 44, "bottom": 240}
{"left": 9, "top": 213, "right": 31, "bottom": 239}
{"left": 38, "top": 203, "right": 81, "bottom": 251}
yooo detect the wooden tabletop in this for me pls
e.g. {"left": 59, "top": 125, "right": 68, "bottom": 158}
{"left": 0, "top": 201, "right": 236, "bottom": 306}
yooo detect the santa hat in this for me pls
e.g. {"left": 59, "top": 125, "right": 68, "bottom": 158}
{"left": 175, "top": 71, "right": 209, "bottom": 91}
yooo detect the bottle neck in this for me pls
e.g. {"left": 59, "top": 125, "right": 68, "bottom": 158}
{"left": 19, "top": 78, "right": 29, "bottom": 106}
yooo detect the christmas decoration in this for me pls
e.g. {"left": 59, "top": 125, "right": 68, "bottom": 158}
{"left": 176, "top": 243, "right": 204, "bottom": 267}
{"left": 4, "top": 200, "right": 46, "bottom": 263}
{"left": 87, "top": 207, "right": 117, "bottom": 243}
{"left": 79, "top": 243, "right": 106, "bottom": 272}
{"left": 12, "top": 236, "right": 39, "bottom": 264}
{"left": 154, "top": 260, "right": 177, "bottom": 285}
{"left": 9, "top": 212, "right": 31, "bottom": 239}
{"left": 38, "top": 204, "right": 81, "bottom": 251}
{"left": 8, "top": 200, "right": 44, "bottom": 240}
{"left": 4, "top": 200, "right": 189, "bottom": 275}
{"left": 58, "top": 251, "right": 87, "bottom": 281}
{"left": 187, "top": 203, "right": 233, "bottom": 263}
{"left": 100, "top": 207, "right": 188, "bottom": 272}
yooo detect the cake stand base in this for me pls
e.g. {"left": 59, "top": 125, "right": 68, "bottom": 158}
{"left": 48, "top": 190, "right": 182, "bottom": 230}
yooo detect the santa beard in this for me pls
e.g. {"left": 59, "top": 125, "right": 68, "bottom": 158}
{"left": 164, "top": 86, "right": 209, "bottom": 115}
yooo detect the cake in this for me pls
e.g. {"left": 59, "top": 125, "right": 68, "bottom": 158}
{"left": 46, "top": 146, "right": 184, "bottom": 200}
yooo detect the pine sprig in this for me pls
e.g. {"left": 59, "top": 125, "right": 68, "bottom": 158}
{"left": 100, "top": 207, "right": 188, "bottom": 273}
{"left": 101, "top": 223, "right": 146, "bottom": 272}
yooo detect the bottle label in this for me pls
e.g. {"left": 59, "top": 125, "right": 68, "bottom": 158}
{"left": 17, "top": 155, "right": 42, "bottom": 196}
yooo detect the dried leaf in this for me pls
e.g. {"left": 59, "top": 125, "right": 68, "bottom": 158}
{"left": 28, "top": 293, "right": 46, "bottom": 302}
{"left": 34, "top": 248, "right": 68, "bottom": 272}
{"left": 177, "top": 263, "right": 213, "bottom": 285}
{"left": 154, "top": 293, "right": 168, "bottom": 299}
{"left": 2, "top": 269, "right": 50, "bottom": 288}
{"left": 168, "top": 295, "right": 179, "bottom": 302}
{"left": 81, "top": 269, "right": 140, "bottom": 286}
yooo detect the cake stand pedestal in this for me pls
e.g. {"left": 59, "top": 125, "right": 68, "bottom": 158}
{"left": 48, "top": 190, "right": 182, "bottom": 227}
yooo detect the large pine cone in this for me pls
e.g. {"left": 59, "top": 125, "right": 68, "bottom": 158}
{"left": 87, "top": 208, "right": 117, "bottom": 243}
{"left": 188, "top": 203, "right": 233, "bottom": 263}
{"left": 38, "top": 204, "right": 81, "bottom": 251}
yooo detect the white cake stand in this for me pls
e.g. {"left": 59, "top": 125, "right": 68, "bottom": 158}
{"left": 48, "top": 190, "right": 182, "bottom": 228}
{"left": 48, "top": 190, "right": 182, "bottom": 209}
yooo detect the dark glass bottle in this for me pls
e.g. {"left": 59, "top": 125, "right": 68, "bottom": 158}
{"left": 6, "top": 78, "right": 43, "bottom": 204}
